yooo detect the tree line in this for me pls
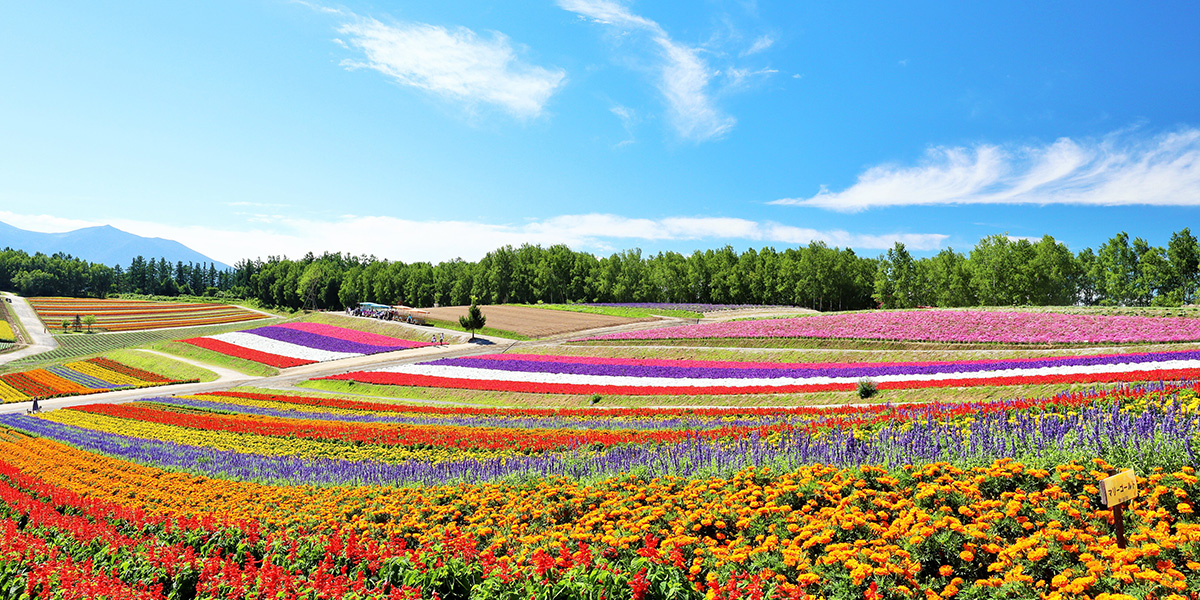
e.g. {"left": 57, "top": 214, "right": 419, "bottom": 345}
{"left": 0, "top": 249, "right": 232, "bottom": 298}
{"left": 3, "top": 227, "right": 1199, "bottom": 311}
{"left": 874, "top": 230, "right": 1200, "bottom": 309}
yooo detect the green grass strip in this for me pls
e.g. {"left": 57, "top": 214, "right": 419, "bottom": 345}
{"left": 149, "top": 341, "right": 279, "bottom": 377}
{"left": 424, "top": 318, "right": 531, "bottom": 341}
{"left": 0, "top": 318, "right": 281, "bottom": 373}
{"left": 101, "top": 349, "right": 220, "bottom": 383}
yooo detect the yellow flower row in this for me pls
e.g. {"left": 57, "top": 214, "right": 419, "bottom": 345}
{"left": 65, "top": 360, "right": 149, "bottom": 386}
{"left": 0, "top": 380, "right": 26, "bottom": 403}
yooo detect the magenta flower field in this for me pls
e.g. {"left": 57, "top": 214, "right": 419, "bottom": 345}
{"left": 576, "top": 309, "right": 1200, "bottom": 344}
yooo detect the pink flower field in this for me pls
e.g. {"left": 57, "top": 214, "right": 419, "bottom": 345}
{"left": 576, "top": 309, "right": 1200, "bottom": 345}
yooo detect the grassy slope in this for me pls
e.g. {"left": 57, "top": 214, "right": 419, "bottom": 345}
{"left": 101, "top": 349, "right": 219, "bottom": 382}
{"left": 150, "top": 341, "right": 279, "bottom": 377}
{"left": 424, "top": 318, "right": 532, "bottom": 341}
{"left": 1, "top": 319, "right": 281, "bottom": 374}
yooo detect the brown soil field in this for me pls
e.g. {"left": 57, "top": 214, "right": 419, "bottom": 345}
{"left": 421, "top": 305, "right": 657, "bottom": 338}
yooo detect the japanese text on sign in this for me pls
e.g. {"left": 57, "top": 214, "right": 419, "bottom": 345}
{"left": 1099, "top": 469, "right": 1138, "bottom": 508}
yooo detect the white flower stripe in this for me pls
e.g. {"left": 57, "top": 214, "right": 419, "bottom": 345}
{"left": 209, "top": 332, "right": 360, "bottom": 363}
{"left": 379, "top": 359, "right": 1200, "bottom": 388}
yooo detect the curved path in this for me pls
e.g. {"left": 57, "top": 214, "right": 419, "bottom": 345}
{"left": 0, "top": 337, "right": 515, "bottom": 414}
{"left": 0, "top": 292, "right": 59, "bottom": 364}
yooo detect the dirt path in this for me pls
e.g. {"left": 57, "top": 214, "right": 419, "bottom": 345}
{"left": 0, "top": 292, "right": 59, "bottom": 365}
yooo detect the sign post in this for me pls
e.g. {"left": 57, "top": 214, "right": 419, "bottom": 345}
{"left": 1098, "top": 469, "right": 1138, "bottom": 549}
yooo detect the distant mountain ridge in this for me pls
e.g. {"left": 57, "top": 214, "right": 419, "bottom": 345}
{"left": 0, "top": 221, "right": 231, "bottom": 270}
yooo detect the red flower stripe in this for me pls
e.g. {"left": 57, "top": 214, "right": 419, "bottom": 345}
{"left": 70, "top": 402, "right": 753, "bottom": 451}
{"left": 180, "top": 337, "right": 315, "bottom": 368}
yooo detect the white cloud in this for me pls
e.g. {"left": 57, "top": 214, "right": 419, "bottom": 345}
{"left": 655, "top": 39, "right": 735, "bottom": 140}
{"left": 773, "top": 127, "right": 1200, "bottom": 212}
{"left": 741, "top": 34, "right": 774, "bottom": 56}
{"left": 558, "top": 0, "right": 737, "bottom": 141}
{"left": 0, "top": 211, "right": 946, "bottom": 264}
{"left": 338, "top": 17, "right": 566, "bottom": 118}
{"left": 609, "top": 104, "right": 637, "bottom": 147}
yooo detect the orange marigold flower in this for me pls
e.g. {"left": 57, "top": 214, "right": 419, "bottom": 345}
{"left": 939, "top": 565, "right": 953, "bottom": 577}
{"left": 959, "top": 550, "right": 974, "bottom": 562}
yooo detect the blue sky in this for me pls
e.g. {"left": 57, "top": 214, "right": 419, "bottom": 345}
{"left": 1, "top": 1, "right": 1198, "bottom": 265}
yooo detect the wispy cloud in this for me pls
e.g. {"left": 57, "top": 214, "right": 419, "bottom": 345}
{"left": 337, "top": 17, "right": 566, "bottom": 118}
{"left": 773, "top": 127, "right": 1200, "bottom": 212}
{"left": 558, "top": 0, "right": 737, "bottom": 141}
{"left": 741, "top": 34, "right": 775, "bottom": 56}
{"left": 0, "top": 211, "right": 946, "bottom": 264}
{"left": 609, "top": 104, "right": 637, "bottom": 147}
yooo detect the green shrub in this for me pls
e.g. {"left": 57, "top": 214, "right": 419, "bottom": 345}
{"left": 857, "top": 377, "right": 878, "bottom": 399}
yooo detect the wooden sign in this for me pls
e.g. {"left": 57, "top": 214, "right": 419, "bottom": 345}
{"left": 1099, "top": 469, "right": 1138, "bottom": 508}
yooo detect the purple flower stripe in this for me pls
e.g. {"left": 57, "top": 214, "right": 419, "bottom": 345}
{"left": 243, "top": 325, "right": 410, "bottom": 354}
{"left": 3, "top": 380, "right": 1193, "bottom": 484}
{"left": 429, "top": 350, "right": 1200, "bottom": 380}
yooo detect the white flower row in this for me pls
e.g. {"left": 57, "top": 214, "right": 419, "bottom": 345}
{"left": 377, "top": 358, "right": 1200, "bottom": 388}
{"left": 209, "top": 332, "right": 359, "bottom": 363}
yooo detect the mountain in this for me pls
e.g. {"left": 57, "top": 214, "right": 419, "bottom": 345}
{"left": 0, "top": 221, "right": 232, "bottom": 270}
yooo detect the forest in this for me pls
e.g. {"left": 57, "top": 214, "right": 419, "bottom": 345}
{"left": 1, "top": 228, "right": 1198, "bottom": 312}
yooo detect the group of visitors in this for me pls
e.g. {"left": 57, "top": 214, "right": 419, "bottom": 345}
{"left": 347, "top": 306, "right": 425, "bottom": 325}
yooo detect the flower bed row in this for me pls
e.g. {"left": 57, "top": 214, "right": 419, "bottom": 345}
{"left": 181, "top": 322, "right": 434, "bottom": 368}
{"left": 29, "top": 297, "right": 267, "bottom": 332}
{"left": 0, "top": 380, "right": 1198, "bottom": 598}
{"left": 576, "top": 309, "right": 1200, "bottom": 345}
{"left": 585, "top": 303, "right": 789, "bottom": 313}
{"left": 320, "top": 350, "right": 1200, "bottom": 396}
{"left": 0, "top": 358, "right": 192, "bottom": 403}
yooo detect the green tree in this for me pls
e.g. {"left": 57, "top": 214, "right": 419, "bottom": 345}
{"left": 81, "top": 314, "right": 97, "bottom": 333}
{"left": 1167, "top": 228, "right": 1200, "bottom": 304}
{"left": 1093, "top": 233, "right": 1139, "bottom": 305}
{"left": 1027, "top": 235, "right": 1081, "bottom": 306}
{"left": 459, "top": 301, "right": 487, "bottom": 341}
{"left": 873, "top": 243, "right": 917, "bottom": 309}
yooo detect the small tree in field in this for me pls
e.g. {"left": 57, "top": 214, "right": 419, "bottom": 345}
{"left": 81, "top": 315, "right": 97, "bottom": 333}
{"left": 459, "top": 301, "right": 486, "bottom": 341}
{"left": 73, "top": 314, "right": 82, "bottom": 332}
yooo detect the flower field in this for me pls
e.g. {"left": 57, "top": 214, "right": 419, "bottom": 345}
{"left": 0, "top": 384, "right": 1198, "bottom": 598}
{"left": 576, "top": 310, "right": 1200, "bottom": 345}
{"left": 0, "top": 357, "right": 192, "bottom": 403}
{"left": 319, "top": 350, "right": 1200, "bottom": 396}
{"left": 29, "top": 297, "right": 268, "bottom": 332}
{"left": 586, "top": 303, "right": 790, "bottom": 314}
{"left": 181, "top": 322, "right": 435, "bottom": 368}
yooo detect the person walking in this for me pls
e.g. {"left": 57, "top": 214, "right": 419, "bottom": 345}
{"left": 439, "top": 332, "right": 444, "bottom": 345}
{"left": 31, "top": 398, "right": 40, "bottom": 413}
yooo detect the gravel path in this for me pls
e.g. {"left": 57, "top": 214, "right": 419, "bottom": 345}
{"left": 0, "top": 292, "right": 59, "bottom": 365}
